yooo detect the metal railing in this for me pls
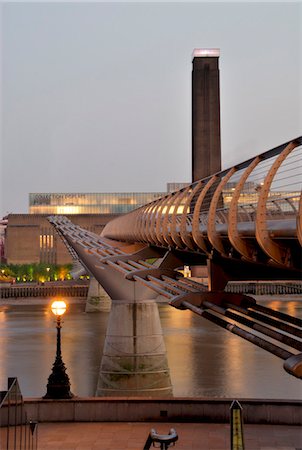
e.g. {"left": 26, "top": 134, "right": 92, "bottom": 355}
{"left": 0, "top": 378, "right": 38, "bottom": 450}
{"left": 0, "top": 284, "right": 88, "bottom": 299}
{"left": 226, "top": 281, "right": 302, "bottom": 295}
{"left": 101, "top": 137, "right": 302, "bottom": 271}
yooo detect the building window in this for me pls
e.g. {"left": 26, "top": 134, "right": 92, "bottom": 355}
{"left": 40, "top": 234, "right": 54, "bottom": 249}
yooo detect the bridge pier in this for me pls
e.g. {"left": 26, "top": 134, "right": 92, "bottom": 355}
{"left": 53, "top": 232, "right": 173, "bottom": 397}
{"left": 85, "top": 277, "right": 111, "bottom": 312}
{"left": 96, "top": 299, "right": 172, "bottom": 397}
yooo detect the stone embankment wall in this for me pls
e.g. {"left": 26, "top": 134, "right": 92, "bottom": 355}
{"left": 24, "top": 397, "right": 302, "bottom": 425}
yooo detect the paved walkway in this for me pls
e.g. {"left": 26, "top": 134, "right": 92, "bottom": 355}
{"left": 38, "top": 422, "right": 302, "bottom": 450}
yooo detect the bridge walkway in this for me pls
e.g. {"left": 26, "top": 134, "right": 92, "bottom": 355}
{"left": 102, "top": 137, "right": 302, "bottom": 278}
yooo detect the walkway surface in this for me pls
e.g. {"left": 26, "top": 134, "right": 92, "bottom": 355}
{"left": 38, "top": 421, "right": 302, "bottom": 450}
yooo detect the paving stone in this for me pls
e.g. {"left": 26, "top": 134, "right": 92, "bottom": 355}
{"left": 37, "top": 422, "right": 302, "bottom": 450}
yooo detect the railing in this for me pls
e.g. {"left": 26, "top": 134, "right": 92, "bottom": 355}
{"left": 0, "top": 284, "right": 89, "bottom": 299}
{"left": 0, "top": 378, "right": 38, "bottom": 450}
{"left": 226, "top": 281, "right": 302, "bottom": 295}
{"left": 101, "top": 137, "right": 302, "bottom": 271}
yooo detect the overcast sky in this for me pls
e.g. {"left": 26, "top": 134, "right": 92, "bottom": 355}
{"left": 1, "top": 2, "right": 301, "bottom": 216}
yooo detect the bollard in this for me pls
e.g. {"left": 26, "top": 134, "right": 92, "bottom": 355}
{"left": 230, "top": 400, "right": 244, "bottom": 450}
{"left": 143, "top": 428, "right": 178, "bottom": 450}
{"left": 29, "top": 420, "right": 38, "bottom": 450}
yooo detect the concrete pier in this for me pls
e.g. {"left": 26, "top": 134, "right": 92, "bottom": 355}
{"left": 85, "top": 277, "right": 112, "bottom": 312}
{"left": 96, "top": 299, "right": 172, "bottom": 396}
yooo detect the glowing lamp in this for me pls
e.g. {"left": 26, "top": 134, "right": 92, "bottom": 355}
{"left": 51, "top": 300, "right": 67, "bottom": 316}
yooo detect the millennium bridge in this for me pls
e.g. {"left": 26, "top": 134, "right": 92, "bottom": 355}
{"left": 48, "top": 137, "right": 302, "bottom": 395}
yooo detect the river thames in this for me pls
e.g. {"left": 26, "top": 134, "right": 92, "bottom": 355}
{"left": 0, "top": 296, "right": 301, "bottom": 399}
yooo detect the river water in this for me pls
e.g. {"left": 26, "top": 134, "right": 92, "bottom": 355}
{"left": 0, "top": 297, "right": 301, "bottom": 399}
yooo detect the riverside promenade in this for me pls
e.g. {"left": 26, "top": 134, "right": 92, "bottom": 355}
{"left": 25, "top": 397, "right": 302, "bottom": 449}
{"left": 38, "top": 421, "right": 302, "bottom": 449}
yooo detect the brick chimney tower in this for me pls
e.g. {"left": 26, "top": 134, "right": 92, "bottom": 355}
{"left": 192, "top": 48, "right": 221, "bottom": 182}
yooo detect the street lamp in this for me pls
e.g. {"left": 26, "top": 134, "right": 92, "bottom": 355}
{"left": 43, "top": 300, "right": 73, "bottom": 399}
{"left": 46, "top": 267, "right": 50, "bottom": 281}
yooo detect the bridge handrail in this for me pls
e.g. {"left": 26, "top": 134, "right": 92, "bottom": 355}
{"left": 100, "top": 137, "right": 301, "bottom": 270}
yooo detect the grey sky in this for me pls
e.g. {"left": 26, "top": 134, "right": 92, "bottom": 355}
{"left": 1, "top": 2, "right": 301, "bottom": 216}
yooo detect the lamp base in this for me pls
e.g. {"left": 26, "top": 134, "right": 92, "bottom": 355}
{"left": 43, "top": 359, "right": 74, "bottom": 399}
{"left": 43, "top": 384, "right": 73, "bottom": 399}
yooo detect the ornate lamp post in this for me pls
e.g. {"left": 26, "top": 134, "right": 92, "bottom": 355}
{"left": 43, "top": 300, "right": 73, "bottom": 399}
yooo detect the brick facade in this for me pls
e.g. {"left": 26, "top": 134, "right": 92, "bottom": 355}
{"left": 5, "top": 214, "right": 119, "bottom": 264}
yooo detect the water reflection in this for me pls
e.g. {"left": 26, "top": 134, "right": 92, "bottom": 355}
{"left": 0, "top": 298, "right": 301, "bottom": 399}
{"left": 159, "top": 298, "right": 302, "bottom": 399}
{"left": 0, "top": 304, "right": 107, "bottom": 397}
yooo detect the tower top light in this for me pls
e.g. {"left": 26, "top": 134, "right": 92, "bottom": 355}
{"left": 192, "top": 48, "right": 220, "bottom": 59}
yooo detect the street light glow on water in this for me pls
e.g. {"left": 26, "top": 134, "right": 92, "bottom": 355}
{"left": 0, "top": 299, "right": 301, "bottom": 399}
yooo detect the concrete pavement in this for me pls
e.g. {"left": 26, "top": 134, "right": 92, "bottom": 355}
{"left": 38, "top": 421, "right": 302, "bottom": 450}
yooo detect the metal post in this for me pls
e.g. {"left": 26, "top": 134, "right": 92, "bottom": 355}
{"left": 230, "top": 400, "right": 244, "bottom": 450}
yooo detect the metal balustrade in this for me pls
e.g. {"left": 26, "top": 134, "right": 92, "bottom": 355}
{"left": 0, "top": 284, "right": 89, "bottom": 299}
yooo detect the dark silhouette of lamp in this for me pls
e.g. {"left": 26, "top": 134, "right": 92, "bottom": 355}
{"left": 43, "top": 300, "right": 73, "bottom": 399}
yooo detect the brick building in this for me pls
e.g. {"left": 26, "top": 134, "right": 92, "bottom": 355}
{"left": 5, "top": 214, "right": 117, "bottom": 265}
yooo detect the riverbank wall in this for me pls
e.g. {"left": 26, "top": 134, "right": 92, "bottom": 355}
{"left": 24, "top": 397, "right": 302, "bottom": 425}
{"left": 1, "top": 280, "right": 301, "bottom": 301}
